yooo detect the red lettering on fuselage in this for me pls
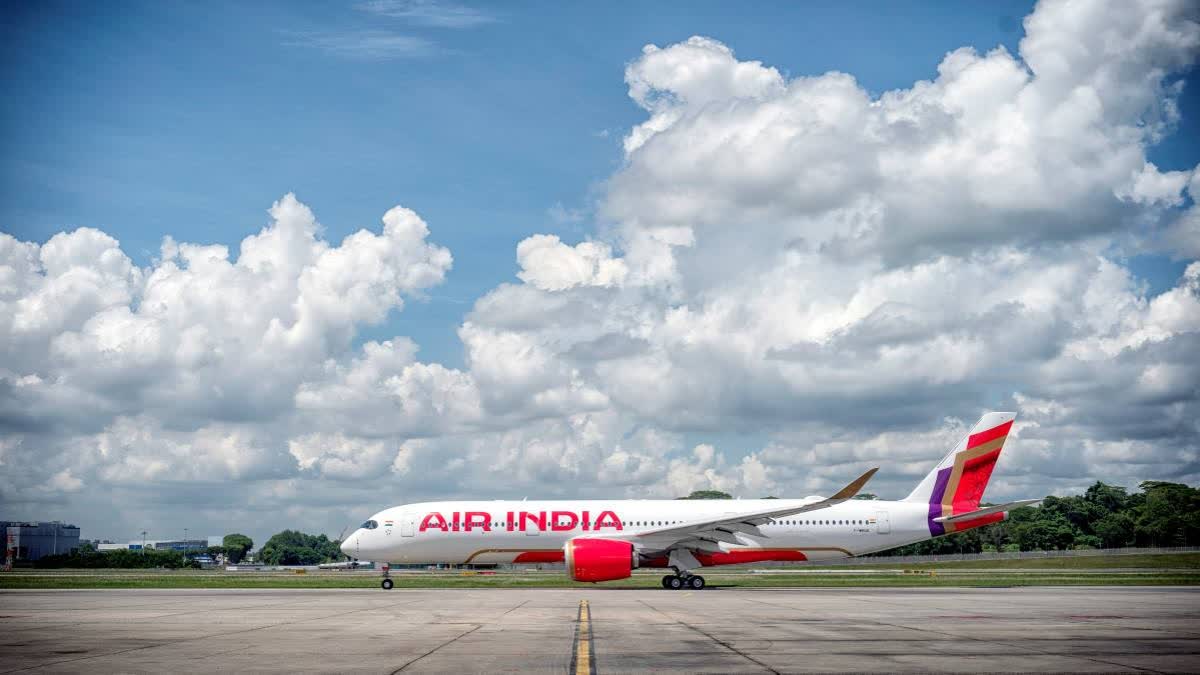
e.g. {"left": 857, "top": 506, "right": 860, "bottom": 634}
{"left": 419, "top": 513, "right": 449, "bottom": 532}
{"left": 550, "top": 511, "right": 578, "bottom": 532}
{"left": 464, "top": 511, "right": 491, "bottom": 531}
{"left": 593, "top": 510, "right": 623, "bottom": 530}
{"left": 519, "top": 511, "right": 546, "bottom": 532}
{"left": 417, "top": 509, "right": 622, "bottom": 533}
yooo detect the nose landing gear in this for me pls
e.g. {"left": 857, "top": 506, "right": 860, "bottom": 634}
{"left": 380, "top": 563, "right": 393, "bottom": 590}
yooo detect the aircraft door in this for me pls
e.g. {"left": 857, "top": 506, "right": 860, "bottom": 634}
{"left": 875, "top": 510, "right": 891, "bottom": 534}
{"left": 400, "top": 515, "right": 415, "bottom": 537}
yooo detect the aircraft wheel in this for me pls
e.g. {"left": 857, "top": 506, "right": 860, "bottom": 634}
{"left": 688, "top": 575, "right": 705, "bottom": 590}
{"left": 667, "top": 575, "right": 684, "bottom": 590}
{"left": 381, "top": 578, "right": 394, "bottom": 590}
{"left": 661, "top": 575, "right": 674, "bottom": 589}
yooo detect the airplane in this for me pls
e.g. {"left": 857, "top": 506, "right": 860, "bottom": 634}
{"left": 341, "top": 412, "right": 1038, "bottom": 590}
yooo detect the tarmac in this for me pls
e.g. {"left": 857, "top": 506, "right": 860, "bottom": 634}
{"left": 1, "top": 586, "right": 1198, "bottom": 673}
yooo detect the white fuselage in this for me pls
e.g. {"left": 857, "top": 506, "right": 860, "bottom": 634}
{"left": 342, "top": 498, "right": 938, "bottom": 567}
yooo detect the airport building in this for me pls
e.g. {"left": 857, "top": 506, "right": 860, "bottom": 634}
{"left": 3, "top": 521, "right": 81, "bottom": 561}
{"left": 153, "top": 539, "right": 210, "bottom": 551}
{"left": 97, "top": 538, "right": 215, "bottom": 552}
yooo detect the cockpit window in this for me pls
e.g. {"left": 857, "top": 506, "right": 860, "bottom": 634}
{"left": 361, "top": 520, "right": 378, "bottom": 530}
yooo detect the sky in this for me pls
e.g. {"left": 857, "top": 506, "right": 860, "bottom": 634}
{"left": 1, "top": 0, "right": 1198, "bottom": 545}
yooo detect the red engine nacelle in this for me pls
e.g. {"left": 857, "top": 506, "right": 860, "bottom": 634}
{"left": 565, "top": 538, "right": 635, "bottom": 582}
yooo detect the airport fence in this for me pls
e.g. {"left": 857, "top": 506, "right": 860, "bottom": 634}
{"left": 820, "top": 546, "right": 1200, "bottom": 566}
{"left": 485, "top": 546, "right": 1200, "bottom": 572}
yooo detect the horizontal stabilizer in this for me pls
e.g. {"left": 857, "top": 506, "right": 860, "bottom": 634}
{"left": 932, "top": 498, "right": 1041, "bottom": 524}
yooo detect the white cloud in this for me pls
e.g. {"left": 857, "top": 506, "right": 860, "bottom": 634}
{"left": 606, "top": 2, "right": 1200, "bottom": 267}
{"left": 357, "top": 0, "right": 496, "bottom": 28}
{"left": 0, "top": 194, "right": 452, "bottom": 533}
{"left": 516, "top": 235, "right": 627, "bottom": 291}
{"left": 1118, "top": 162, "right": 1193, "bottom": 206}
{"left": 1159, "top": 170, "right": 1200, "bottom": 257}
{"left": 284, "top": 31, "right": 438, "bottom": 61}
{"left": 289, "top": 433, "right": 396, "bottom": 481}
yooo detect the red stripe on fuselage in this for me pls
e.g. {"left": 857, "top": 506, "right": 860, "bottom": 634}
{"left": 513, "top": 551, "right": 565, "bottom": 563}
{"left": 694, "top": 550, "right": 808, "bottom": 566}
{"left": 967, "top": 420, "right": 1012, "bottom": 449}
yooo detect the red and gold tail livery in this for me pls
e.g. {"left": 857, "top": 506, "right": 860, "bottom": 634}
{"left": 904, "top": 412, "right": 1016, "bottom": 535}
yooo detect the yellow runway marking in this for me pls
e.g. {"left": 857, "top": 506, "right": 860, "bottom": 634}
{"left": 572, "top": 599, "right": 594, "bottom": 675}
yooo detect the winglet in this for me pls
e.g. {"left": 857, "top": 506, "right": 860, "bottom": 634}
{"left": 830, "top": 467, "right": 878, "bottom": 501}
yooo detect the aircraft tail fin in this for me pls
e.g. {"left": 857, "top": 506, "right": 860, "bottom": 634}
{"left": 903, "top": 412, "right": 1016, "bottom": 536}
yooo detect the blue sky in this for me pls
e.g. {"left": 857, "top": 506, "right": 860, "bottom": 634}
{"left": 3, "top": 0, "right": 1145, "bottom": 369}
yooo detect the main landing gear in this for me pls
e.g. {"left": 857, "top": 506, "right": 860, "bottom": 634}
{"left": 661, "top": 573, "right": 705, "bottom": 590}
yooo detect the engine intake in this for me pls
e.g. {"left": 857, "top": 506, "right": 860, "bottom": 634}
{"left": 565, "top": 538, "right": 635, "bottom": 582}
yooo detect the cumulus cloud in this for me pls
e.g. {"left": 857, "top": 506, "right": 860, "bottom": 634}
{"left": 607, "top": 0, "right": 1200, "bottom": 267}
{"left": 1, "top": 195, "right": 452, "bottom": 532}
{"left": 516, "top": 235, "right": 627, "bottom": 291}
{"left": 2, "top": 0, "right": 1199, "bottom": 542}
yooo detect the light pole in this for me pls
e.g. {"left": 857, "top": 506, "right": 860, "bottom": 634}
{"left": 141, "top": 530, "right": 147, "bottom": 554}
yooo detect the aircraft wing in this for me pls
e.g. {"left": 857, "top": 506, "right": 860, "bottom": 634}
{"left": 932, "top": 498, "right": 1041, "bottom": 524}
{"left": 618, "top": 468, "right": 878, "bottom": 551}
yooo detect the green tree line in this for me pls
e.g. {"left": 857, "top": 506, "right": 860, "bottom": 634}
{"left": 256, "top": 530, "right": 342, "bottom": 565}
{"left": 885, "top": 480, "right": 1200, "bottom": 555}
{"left": 33, "top": 530, "right": 346, "bottom": 568}
{"left": 678, "top": 481, "right": 1199, "bottom": 554}
{"left": 35, "top": 544, "right": 198, "bottom": 569}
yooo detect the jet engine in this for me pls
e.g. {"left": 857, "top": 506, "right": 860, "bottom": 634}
{"left": 565, "top": 538, "right": 636, "bottom": 582}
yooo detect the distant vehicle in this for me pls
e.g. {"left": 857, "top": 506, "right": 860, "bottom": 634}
{"left": 343, "top": 412, "right": 1038, "bottom": 590}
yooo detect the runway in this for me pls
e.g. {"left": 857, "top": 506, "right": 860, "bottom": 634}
{"left": 2, "top": 587, "right": 1198, "bottom": 673}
